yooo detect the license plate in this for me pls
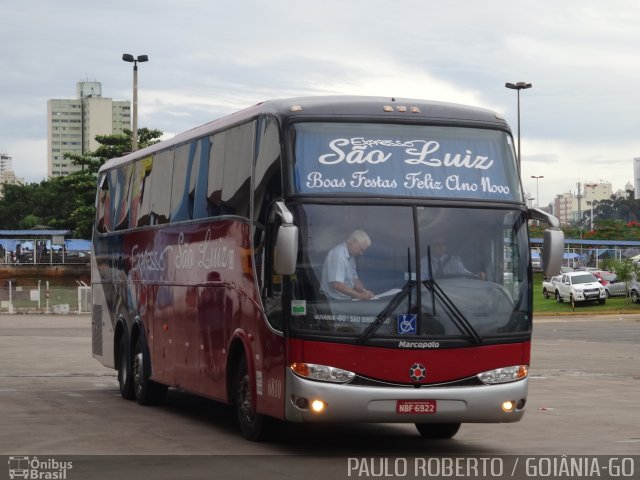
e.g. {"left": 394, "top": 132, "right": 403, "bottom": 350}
{"left": 396, "top": 399, "right": 437, "bottom": 414}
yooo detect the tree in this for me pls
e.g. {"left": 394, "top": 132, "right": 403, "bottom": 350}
{"left": 0, "top": 127, "right": 163, "bottom": 238}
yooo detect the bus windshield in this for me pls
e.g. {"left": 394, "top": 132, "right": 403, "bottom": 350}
{"left": 292, "top": 122, "right": 522, "bottom": 202}
{"left": 288, "top": 204, "right": 530, "bottom": 341}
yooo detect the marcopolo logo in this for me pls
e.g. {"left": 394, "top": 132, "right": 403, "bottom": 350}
{"left": 8, "top": 456, "right": 73, "bottom": 479}
{"left": 397, "top": 340, "right": 440, "bottom": 349}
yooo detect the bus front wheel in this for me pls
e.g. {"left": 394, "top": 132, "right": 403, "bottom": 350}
{"left": 415, "top": 422, "right": 461, "bottom": 439}
{"left": 132, "top": 336, "right": 167, "bottom": 406}
{"left": 234, "top": 356, "right": 271, "bottom": 441}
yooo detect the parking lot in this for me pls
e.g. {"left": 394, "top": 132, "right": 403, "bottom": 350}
{"left": 0, "top": 313, "right": 638, "bottom": 478}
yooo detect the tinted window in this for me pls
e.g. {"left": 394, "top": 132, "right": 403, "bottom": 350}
{"left": 221, "top": 122, "right": 255, "bottom": 217}
{"left": 148, "top": 150, "right": 173, "bottom": 224}
{"left": 170, "top": 143, "right": 193, "bottom": 222}
{"left": 131, "top": 156, "right": 153, "bottom": 227}
{"left": 96, "top": 173, "right": 110, "bottom": 233}
{"left": 207, "top": 134, "right": 224, "bottom": 216}
{"left": 114, "top": 164, "right": 133, "bottom": 231}
{"left": 191, "top": 137, "right": 210, "bottom": 219}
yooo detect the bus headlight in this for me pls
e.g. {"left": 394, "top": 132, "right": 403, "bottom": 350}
{"left": 477, "top": 365, "right": 528, "bottom": 384}
{"left": 290, "top": 362, "right": 355, "bottom": 383}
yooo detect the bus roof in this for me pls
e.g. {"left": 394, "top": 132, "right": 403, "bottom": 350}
{"left": 99, "top": 95, "right": 510, "bottom": 174}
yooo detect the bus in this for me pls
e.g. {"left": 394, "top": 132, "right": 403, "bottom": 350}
{"left": 91, "top": 96, "right": 564, "bottom": 441}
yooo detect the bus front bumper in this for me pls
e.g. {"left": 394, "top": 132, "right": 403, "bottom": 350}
{"left": 284, "top": 369, "right": 528, "bottom": 424}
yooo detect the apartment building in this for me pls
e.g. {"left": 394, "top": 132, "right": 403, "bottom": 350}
{"left": 0, "top": 153, "right": 25, "bottom": 197}
{"left": 47, "top": 81, "right": 130, "bottom": 177}
{"left": 553, "top": 181, "right": 615, "bottom": 226}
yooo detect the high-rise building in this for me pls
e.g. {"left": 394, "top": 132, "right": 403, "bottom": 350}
{"left": 553, "top": 181, "right": 615, "bottom": 226}
{"left": 0, "top": 152, "right": 25, "bottom": 197}
{"left": 634, "top": 157, "right": 640, "bottom": 197}
{"left": 0, "top": 152, "right": 12, "bottom": 173}
{"left": 47, "top": 81, "right": 130, "bottom": 177}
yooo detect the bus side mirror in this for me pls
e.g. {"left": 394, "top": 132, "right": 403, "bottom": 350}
{"left": 542, "top": 228, "right": 564, "bottom": 276}
{"left": 529, "top": 208, "right": 564, "bottom": 277}
{"left": 274, "top": 224, "right": 298, "bottom": 275}
{"left": 272, "top": 201, "right": 298, "bottom": 275}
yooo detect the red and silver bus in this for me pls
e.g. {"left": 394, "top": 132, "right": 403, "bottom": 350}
{"left": 91, "top": 96, "right": 563, "bottom": 441}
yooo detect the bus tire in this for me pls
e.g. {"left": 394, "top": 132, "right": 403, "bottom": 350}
{"left": 133, "top": 336, "right": 167, "bottom": 406}
{"left": 117, "top": 335, "right": 135, "bottom": 400}
{"left": 415, "top": 422, "right": 461, "bottom": 439}
{"left": 234, "top": 356, "right": 270, "bottom": 441}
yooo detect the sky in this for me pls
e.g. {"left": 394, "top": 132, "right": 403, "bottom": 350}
{"left": 1, "top": 0, "right": 640, "bottom": 206}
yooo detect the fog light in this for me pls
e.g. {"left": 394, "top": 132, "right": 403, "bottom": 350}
{"left": 311, "top": 400, "right": 326, "bottom": 413}
{"left": 502, "top": 400, "right": 515, "bottom": 412}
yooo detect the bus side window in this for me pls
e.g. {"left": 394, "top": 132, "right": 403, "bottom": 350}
{"left": 191, "top": 137, "right": 210, "bottom": 220}
{"left": 253, "top": 115, "right": 283, "bottom": 295}
{"left": 131, "top": 156, "right": 153, "bottom": 228}
{"left": 207, "top": 134, "right": 224, "bottom": 217}
{"left": 114, "top": 163, "right": 133, "bottom": 231}
{"left": 170, "top": 142, "right": 194, "bottom": 222}
{"left": 220, "top": 121, "right": 255, "bottom": 218}
{"left": 148, "top": 149, "right": 173, "bottom": 225}
{"left": 96, "top": 173, "right": 110, "bottom": 233}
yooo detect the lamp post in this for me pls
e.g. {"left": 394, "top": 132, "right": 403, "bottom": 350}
{"left": 122, "top": 53, "right": 149, "bottom": 152}
{"left": 531, "top": 175, "right": 544, "bottom": 208}
{"left": 527, "top": 194, "right": 535, "bottom": 208}
{"left": 505, "top": 81, "right": 532, "bottom": 172}
{"left": 586, "top": 201, "right": 595, "bottom": 231}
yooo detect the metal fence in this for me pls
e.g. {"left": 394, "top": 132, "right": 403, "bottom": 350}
{"left": 0, "top": 281, "right": 91, "bottom": 314}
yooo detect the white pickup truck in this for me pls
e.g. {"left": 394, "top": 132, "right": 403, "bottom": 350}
{"left": 542, "top": 275, "right": 560, "bottom": 299}
{"left": 554, "top": 271, "right": 606, "bottom": 306}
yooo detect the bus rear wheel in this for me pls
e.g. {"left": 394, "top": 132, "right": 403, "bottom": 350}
{"left": 132, "top": 336, "right": 167, "bottom": 406}
{"left": 415, "top": 423, "right": 461, "bottom": 439}
{"left": 234, "top": 356, "right": 271, "bottom": 441}
{"left": 117, "top": 335, "right": 134, "bottom": 400}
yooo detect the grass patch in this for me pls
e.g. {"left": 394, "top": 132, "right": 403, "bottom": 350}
{"left": 532, "top": 272, "right": 639, "bottom": 315}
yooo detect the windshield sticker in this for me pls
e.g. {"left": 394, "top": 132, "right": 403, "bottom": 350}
{"left": 291, "top": 300, "right": 306, "bottom": 316}
{"left": 396, "top": 314, "right": 417, "bottom": 335}
{"left": 293, "top": 126, "right": 519, "bottom": 201}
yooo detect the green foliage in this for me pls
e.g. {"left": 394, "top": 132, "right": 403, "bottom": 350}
{"left": 0, "top": 127, "right": 163, "bottom": 237}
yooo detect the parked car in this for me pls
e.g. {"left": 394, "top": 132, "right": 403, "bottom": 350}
{"left": 554, "top": 271, "right": 606, "bottom": 306}
{"left": 542, "top": 275, "right": 561, "bottom": 299}
{"left": 627, "top": 276, "right": 640, "bottom": 304}
{"left": 592, "top": 271, "right": 627, "bottom": 298}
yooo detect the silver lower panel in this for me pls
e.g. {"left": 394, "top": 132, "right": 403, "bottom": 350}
{"left": 284, "top": 369, "right": 527, "bottom": 424}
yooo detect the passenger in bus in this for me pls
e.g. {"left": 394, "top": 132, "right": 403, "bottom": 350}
{"left": 420, "top": 236, "right": 485, "bottom": 280}
{"left": 320, "top": 229, "right": 376, "bottom": 300}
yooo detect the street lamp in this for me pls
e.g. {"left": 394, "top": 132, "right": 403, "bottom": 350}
{"left": 505, "top": 81, "right": 532, "bottom": 172}
{"left": 586, "top": 201, "right": 595, "bottom": 231}
{"left": 122, "top": 53, "right": 149, "bottom": 152}
{"left": 531, "top": 175, "right": 544, "bottom": 208}
{"left": 527, "top": 194, "right": 535, "bottom": 208}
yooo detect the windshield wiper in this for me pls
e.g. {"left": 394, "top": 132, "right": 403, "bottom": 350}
{"left": 421, "top": 247, "right": 483, "bottom": 344}
{"left": 358, "top": 247, "right": 484, "bottom": 344}
{"left": 358, "top": 248, "right": 416, "bottom": 343}
{"left": 422, "top": 279, "right": 483, "bottom": 343}
{"left": 357, "top": 279, "right": 414, "bottom": 343}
